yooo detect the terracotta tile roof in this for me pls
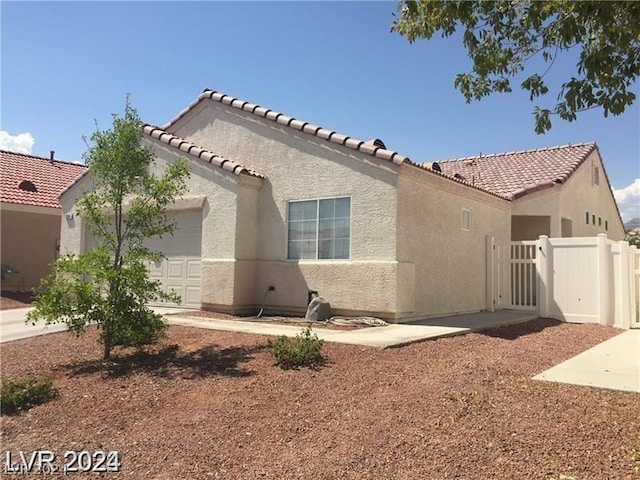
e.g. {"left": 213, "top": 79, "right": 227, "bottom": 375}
{"left": 405, "top": 159, "right": 511, "bottom": 200}
{"left": 426, "top": 143, "right": 598, "bottom": 200}
{"left": 162, "top": 89, "right": 410, "bottom": 166}
{"left": 143, "top": 125, "right": 264, "bottom": 178}
{"left": 0, "top": 150, "right": 88, "bottom": 209}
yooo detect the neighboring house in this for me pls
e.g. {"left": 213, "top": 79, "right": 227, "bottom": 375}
{"left": 433, "top": 144, "right": 625, "bottom": 241}
{"left": 58, "top": 88, "right": 624, "bottom": 320}
{"left": 0, "top": 150, "right": 87, "bottom": 292}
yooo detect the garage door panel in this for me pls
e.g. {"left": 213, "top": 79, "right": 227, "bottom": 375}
{"left": 146, "top": 210, "right": 202, "bottom": 308}
{"left": 167, "top": 260, "right": 184, "bottom": 278}
{"left": 187, "top": 260, "right": 201, "bottom": 279}
{"left": 185, "top": 286, "right": 201, "bottom": 306}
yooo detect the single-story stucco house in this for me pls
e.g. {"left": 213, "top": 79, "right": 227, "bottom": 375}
{"left": 1, "top": 150, "right": 87, "bottom": 292}
{"left": 58, "top": 88, "right": 624, "bottom": 321}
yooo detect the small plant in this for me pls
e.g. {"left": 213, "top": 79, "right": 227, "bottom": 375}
{"left": 268, "top": 327, "right": 324, "bottom": 370}
{"left": 1, "top": 377, "right": 58, "bottom": 415}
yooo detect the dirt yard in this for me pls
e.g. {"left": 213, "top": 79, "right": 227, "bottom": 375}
{"left": 1, "top": 319, "right": 639, "bottom": 479}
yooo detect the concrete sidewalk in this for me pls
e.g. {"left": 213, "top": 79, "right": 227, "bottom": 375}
{"left": 166, "top": 309, "right": 538, "bottom": 349}
{"left": 533, "top": 329, "right": 640, "bottom": 393}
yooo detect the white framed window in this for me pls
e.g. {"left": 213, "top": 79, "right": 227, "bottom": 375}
{"left": 462, "top": 208, "right": 471, "bottom": 231}
{"left": 287, "top": 196, "right": 351, "bottom": 260}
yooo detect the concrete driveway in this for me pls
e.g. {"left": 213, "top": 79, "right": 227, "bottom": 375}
{"left": 0, "top": 307, "right": 68, "bottom": 343}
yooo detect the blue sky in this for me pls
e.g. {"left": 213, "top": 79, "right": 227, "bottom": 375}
{"left": 2, "top": 1, "right": 639, "bottom": 220}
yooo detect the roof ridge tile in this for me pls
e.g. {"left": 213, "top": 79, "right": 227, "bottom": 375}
{"left": 438, "top": 142, "right": 596, "bottom": 164}
{"left": 162, "top": 88, "right": 408, "bottom": 166}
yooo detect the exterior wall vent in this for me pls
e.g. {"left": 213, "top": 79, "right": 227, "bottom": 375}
{"left": 592, "top": 164, "right": 600, "bottom": 185}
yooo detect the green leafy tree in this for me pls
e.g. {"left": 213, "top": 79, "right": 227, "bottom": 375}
{"left": 27, "top": 101, "right": 190, "bottom": 360}
{"left": 392, "top": 1, "right": 640, "bottom": 133}
{"left": 627, "top": 230, "right": 640, "bottom": 248}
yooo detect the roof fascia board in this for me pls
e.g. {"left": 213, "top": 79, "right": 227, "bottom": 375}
{"left": 1, "top": 202, "right": 61, "bottom": 216}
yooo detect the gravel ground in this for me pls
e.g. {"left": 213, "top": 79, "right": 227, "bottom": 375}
{"left": 1, "top": 319, "right": 639, "bottom": 479}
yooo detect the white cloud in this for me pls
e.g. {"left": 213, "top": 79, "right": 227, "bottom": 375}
{"left": 0, "top": 131, "right": 35, "bottom": 154}
{"left": 613, "top": 179, "right": 640, "bottom": 223}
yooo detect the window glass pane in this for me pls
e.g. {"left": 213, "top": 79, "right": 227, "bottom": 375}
{"left": 288, "top": 241, "right": 302, "bottom": 260}
{"left": 333, "top": 239, "right": 350, "bottom": 259}
{"left": 318, "top": 218, "right": 334, "bottom": 240}
{"left": 334, "top": 197, "right": 350, "bottom": 218}
{"left": 301, "top": 240, "right": 316, "bottom": 259}
{"left": 319, "top": 198, "right": 335, "bottom": 219}
{"left": 302, "top": 201, "right": 317, "bottom": 220}
{"left": 334, "top": 218, "right": 350, "bottom": 238}
{"left": 318, "top": 239, "right": 334, "bottom": 259}
{"left": 288, "top": 222, "right": 303, "bottom": 241}
{"left": 301, "top": 220, "right": 317, "bottom": 240}
{"left": 289, "top": 202, "right": 304, "bottom": 221}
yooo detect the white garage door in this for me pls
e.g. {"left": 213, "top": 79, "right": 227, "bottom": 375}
{"left": 146, "top": 210, "right": 202, "bottom": 308}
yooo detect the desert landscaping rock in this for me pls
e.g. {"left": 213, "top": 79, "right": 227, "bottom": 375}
{"left": 1, "top": 319, "right": 639, "bottom": 479}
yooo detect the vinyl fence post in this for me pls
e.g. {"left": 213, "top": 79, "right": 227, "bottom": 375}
{"left": 537, "top": 235, "right": 551, "bottom": 318}
{"left": 615, "top": 241, "right": 631, "bottom": 329}
{"left": 486, "top": 236, "right": 495, "bottom": 312}
{"left": 597, "top": 234, "right": 609, "bottom": 326}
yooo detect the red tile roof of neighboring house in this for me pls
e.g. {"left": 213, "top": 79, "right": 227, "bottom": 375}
{"left": 143, "top": 125, "right": 264, "bottom": 178}
{"left": 428, "top": 143, "right": 599, "bottom": 200}
{"left": 0, "top": 150, "right": 88, "bottom": 209}
{"left": 162, "top": 88, "right": 410, "bottom": 166}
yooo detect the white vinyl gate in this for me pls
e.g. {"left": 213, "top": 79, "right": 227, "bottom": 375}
{"left": 487, "top": 235, "right": 640, "bottom": 329}
{"left": 487, "top": 238, "right": 538, "bottom": 311}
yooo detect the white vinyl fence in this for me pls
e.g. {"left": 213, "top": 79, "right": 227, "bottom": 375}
{"left": 487, "top": 234, "right": 640, "bottom": 329}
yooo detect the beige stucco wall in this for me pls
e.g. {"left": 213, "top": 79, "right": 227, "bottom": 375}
{"left": 396, "top": 168, "right": 511, "bottom": 320}
{"left": 171, "top": 100, "right": 403, "bottom": 317}
{"left": 1, "top": 204, "right": 61, "bottom": 291}
{"left": 511, "top": 186, "right": 562, "bottom": 239}
{"left": 559, "top": 151, "right": 625, "bottom": 240}
{"left": 512, "top": 215, "right": 550, "bottom": 241}
{"left": 511, "top": 151, "right": 625, "bottom": 240}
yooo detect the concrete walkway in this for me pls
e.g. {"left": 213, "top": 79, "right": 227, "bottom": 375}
{"left": 166, "top": 309, "right": 538, "bottom": 349}
{"left": 533, "top": 329, "right": 640, "bottom": 393}
{"left": 0, "top": 307, "right": 67, "bottom": 343}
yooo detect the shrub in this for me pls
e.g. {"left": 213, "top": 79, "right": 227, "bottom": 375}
{"left": 269, "top": 327, "right": 324, "bottom": 369}
{"left": 1, "top": 377, "right": 58, "bottom": 415}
